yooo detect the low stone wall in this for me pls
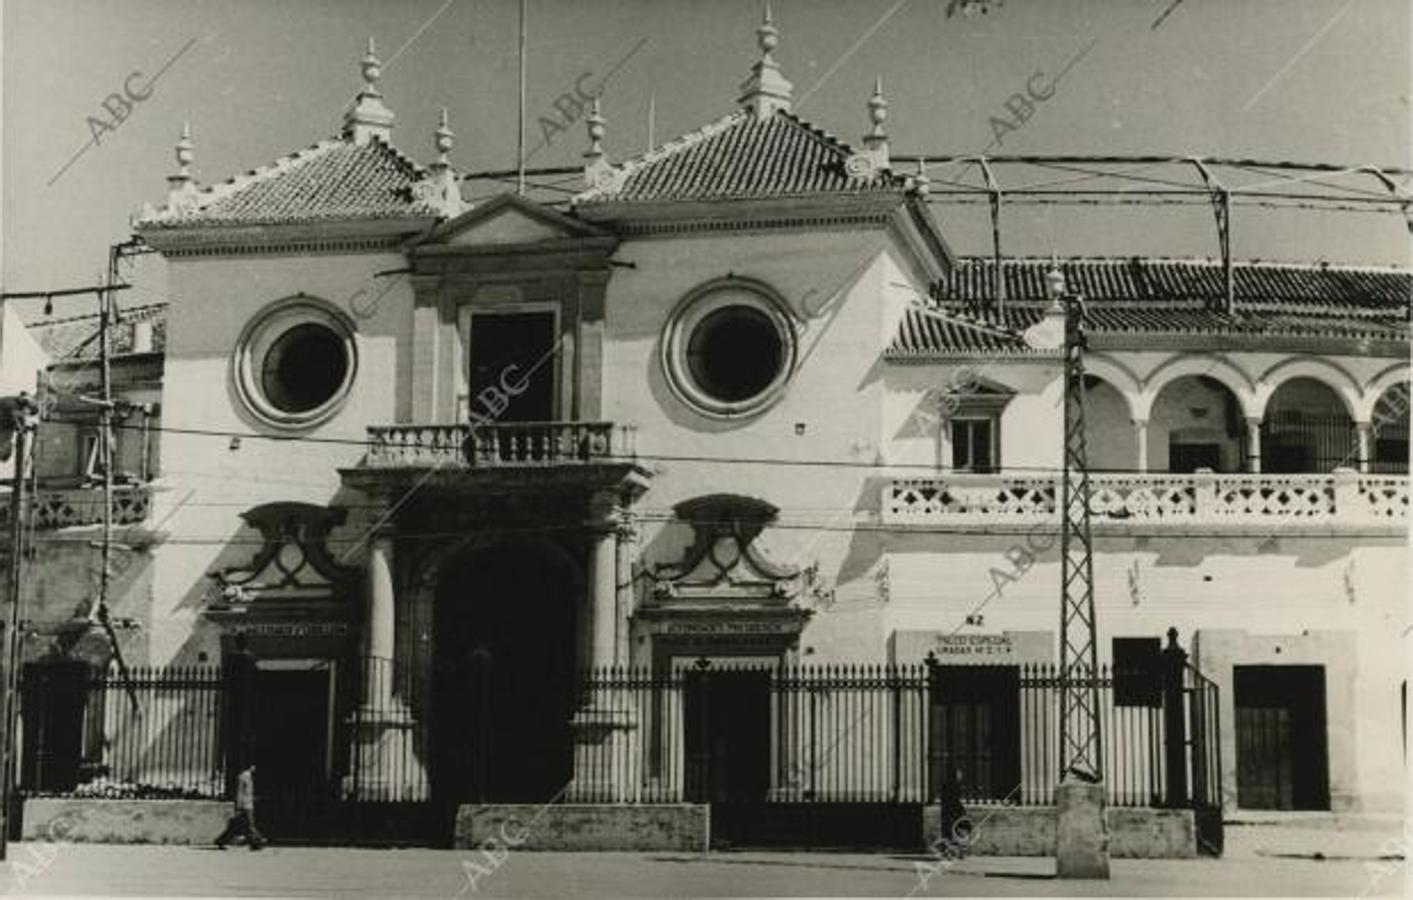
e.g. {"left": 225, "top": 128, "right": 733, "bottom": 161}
{"left": 922, "top": 804, "right": 1195, "bottom": 858}
{"left": 456, "top": 804, "right": 709, "bottom": 852}
{"left": 22, "top": 798, "right": 230, "bottom": 845}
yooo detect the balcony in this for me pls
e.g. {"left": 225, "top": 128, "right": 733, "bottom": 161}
{"left": 0, "top": 483, "right": 151, "bottom": 531}
{"left": 883, "top": 471, "right": 1408, "bottom": 530}
{"left": 362, "top": 421, "right": 636, "bottom": 468}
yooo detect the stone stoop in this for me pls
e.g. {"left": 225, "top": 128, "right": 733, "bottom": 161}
{"left": 455, "top": 804, "right": 709, "bottom": 852}
{"left": 922, "top": 803, "right": 1197, "bottom": 859}
{"left": 22, "top": 798, "right": 231, "bottom": 844}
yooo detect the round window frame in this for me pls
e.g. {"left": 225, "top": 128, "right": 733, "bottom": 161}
{"left": 233, "top": 296, "right": 359, "bottom": 430}
{"left": 661, "top": 278, "right": 798, "bottom": 419}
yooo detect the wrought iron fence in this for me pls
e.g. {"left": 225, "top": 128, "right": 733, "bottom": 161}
{"left": 19, "top": 661, "right": 225, "bottom": 799}
{"left": 571, "top": 647, "right": 1222, "bottom": 818}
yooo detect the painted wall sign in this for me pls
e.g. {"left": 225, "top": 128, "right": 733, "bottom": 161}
{"left": 888, "top": 629, "right": 1054, "bottom": 665}
{"left": 226, "top": 622, "right": 351, "bottom": 637}
{"left": 663, "top": 621, "right": 795, "bottom": 635}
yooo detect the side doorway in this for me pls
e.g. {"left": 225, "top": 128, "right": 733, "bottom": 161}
{"left": 683, "top": 667, "right": 772, "bottom": 804}
{"left": 248, "top": 660, "right": 337, "bottom": 839}
{"left": 1234, "top": 665, "right": 1330, "bottom": 810}
{"left": 928, "top": 665, "right": 1022, "bottom": 801}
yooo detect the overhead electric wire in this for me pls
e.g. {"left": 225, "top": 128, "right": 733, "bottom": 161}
{"left": 26, "top": 513, "right": 1390, "bottom": 546}
{"left": 38, "top": 413, "right": 1360, "bottom": 477}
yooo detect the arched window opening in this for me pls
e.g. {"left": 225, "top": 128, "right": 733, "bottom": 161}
{"left": 1261, "top": 378, "right": 1355, "bottom": 473}
{"left": 1371, "top": 382, "right": 1410, "bottom": 474}
{"left": 1149, "top": 375, "right": 1247, "bottom": 473}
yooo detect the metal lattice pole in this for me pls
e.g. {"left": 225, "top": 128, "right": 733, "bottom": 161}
{"left": 1056, "top": 275, "right": 1102, "bottom": 784}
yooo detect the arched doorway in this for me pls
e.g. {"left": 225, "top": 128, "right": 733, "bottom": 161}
{"left": 1261, "top": 378, "right": 1355, "bottom": 473}
{"left": 1371, "top": 383, "right": 1410, "bottom": 474}
{"left": 432, "top": 540, "right": 581, "bottom": 805}
{"left": 1149, "top": 375, "right": 1248, "bottom": 473}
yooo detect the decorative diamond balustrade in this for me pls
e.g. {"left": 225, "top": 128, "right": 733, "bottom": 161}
{"left": 0, "top": 484, "right": 151, "bottom": 531}
{"left": 364, "top": 421, "right": 635, "bottom": 468}
{"left": 1356, "top": 476, "right": 1410, "bottom": 520}
{"left": 884, "top": 472, "right": 1407, "bottom": 528}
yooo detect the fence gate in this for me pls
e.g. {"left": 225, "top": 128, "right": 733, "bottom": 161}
{"left": 687, "top": 663, "right": 929, "bottom": 851}
{"left": 229, "top": 656, "right": 438, "bottom": 845}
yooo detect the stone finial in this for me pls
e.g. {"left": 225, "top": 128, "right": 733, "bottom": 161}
{"left": 166, "top": 121, "right": 199, "bottom": 211}
{"left": 343, "top": 37, "right": 395, "bottom": 144}
{"left": 583, "top": 97, "right": 614, "bottom": 189}
{"left": 419, "top": 107, "right": 465, "bottom": 218}
{"left": 1045, "top": 257, "right": 1067, "bottom": 300}
{"left": 861, "top": 76, "right": 890, "bottom": 169}
{"left": 911, "top": 157, "right": 930, "bottom": 196}
{"left": 432, "top": 107, "right": 454, "bottom": 171}
{"left": 738, "top": 3, "right": 793, "bottom": 120}
{"left": 1023, "top": 258, "right": 1070, "bottom": 350}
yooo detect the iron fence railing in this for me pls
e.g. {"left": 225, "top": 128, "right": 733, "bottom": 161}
{"left": 16, "top": 656, "right": 432, "bottom": 807}
{"left": 19, "top": 662, "right": 225, "bottom": 799}
{"left": 570, "top": 650, "right": 1222, "bottom": 814}
{"left": 16, "top": 644, "right": 1222, "bottom": 839}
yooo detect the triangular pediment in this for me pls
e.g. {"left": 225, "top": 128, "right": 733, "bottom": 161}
{"left": 424, "top": 193, "right": 612, "bottom": 248}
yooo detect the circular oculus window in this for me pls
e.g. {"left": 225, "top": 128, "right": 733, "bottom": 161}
{"left": 663, "top": 281, "right": 797, "bottom": 418}
{"left": 235, "top": 298, "right": 357, "bottom": 428}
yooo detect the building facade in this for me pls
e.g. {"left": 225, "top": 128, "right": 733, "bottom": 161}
{"left": 9, "top": 14, "right": 1407, "bottom": 843}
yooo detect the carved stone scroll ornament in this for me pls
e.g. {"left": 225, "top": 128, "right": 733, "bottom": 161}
{"left": 648, "top": 494, "right": 803, "bottom": 604}
{"left": 204, "top": 502, "right": 359, "bottom": 611}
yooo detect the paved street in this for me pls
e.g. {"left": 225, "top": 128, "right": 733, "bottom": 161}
{"left": 0, "top": 841, "right": 1402, "bottom": 898}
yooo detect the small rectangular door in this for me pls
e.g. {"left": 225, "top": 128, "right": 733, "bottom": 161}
{"left": 1234, "top": 665, "right": 1329, "bottom": 810}
{"left": 928, "top": 665, "right": 1021, "bottom": 801}
{"left": 684, "top": 670, "right": 772, "bottom": 803}
{"left": 252, "top": 667, "right": 331, "bottom": 803}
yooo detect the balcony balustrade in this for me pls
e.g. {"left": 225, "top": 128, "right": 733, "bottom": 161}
{"left": 363, "top": 421, "right": 636, "bottom": 469}
{"left": 883, "top": 471, "right": 1408, "bottom": 528}
{"left": 0, "top": 483, "right": 151, "bottom": 531}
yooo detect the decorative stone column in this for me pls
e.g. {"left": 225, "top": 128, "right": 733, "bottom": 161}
{"left": 570, "top": 496, "right": 639, "bottom": 802}
{"left": 344, "top": 534, "right": 424, "bottom": 800}
{"left": 1132, "top": 419, "right": 1149, "bottom": 473}
{"left": 587, "top": 525, "right": 618, "bottom": 670}
{"left": 1245, "top": 417, "right": 1262, "bottom": 473}
{"left": 1355, "top": 421, "right": 1372, "bottom": 473}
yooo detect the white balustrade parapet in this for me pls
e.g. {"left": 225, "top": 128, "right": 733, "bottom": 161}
{"left": 363, "top": 421, "right": 636, "bottom": 468}
{"left": 883, "top": 470, "right": 1408, "bottom": 529}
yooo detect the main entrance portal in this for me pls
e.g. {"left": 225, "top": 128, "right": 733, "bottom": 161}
{"left": 433, "top": 541, "right": 580, "bottom": 806}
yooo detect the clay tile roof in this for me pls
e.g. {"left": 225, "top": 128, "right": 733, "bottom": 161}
{"left": 574, "top": 109, "right": 908, "bottom": 205}
{"left": 887, "top": 258, "right": 1411, "bottom": 356}
{"left": 138, "top": 137, "right": 443, "bottom": 228}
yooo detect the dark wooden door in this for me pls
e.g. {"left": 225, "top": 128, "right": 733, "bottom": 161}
{"left": 1234, "top": 666, "right": 1329, "bottom": 810}
{"left": 685, "top": 669, "right": 772, "bottom": 803}
{"left": 19, "top": 661, "right": 90, "bottom": 793}
{"left": 251, "top": 667, "right": 332, "bottom": 836}
{"left": 928, "top": 665, "right": 1021, "bottom": 801}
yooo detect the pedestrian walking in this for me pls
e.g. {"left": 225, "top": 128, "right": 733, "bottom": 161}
{"left": 215, "top": 764, "right": 266, "bottom": 849}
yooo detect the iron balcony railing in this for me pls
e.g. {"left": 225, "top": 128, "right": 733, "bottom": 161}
{"left": 363, "top": 421, "right": 637, "bottom": 468}
{"left": 884, "top": 471, "right": 1408, "bottom": 528}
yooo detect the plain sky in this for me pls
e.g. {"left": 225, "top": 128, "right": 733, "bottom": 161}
{"left": 2, "top": 0, "right": 1409, "bottom": 316}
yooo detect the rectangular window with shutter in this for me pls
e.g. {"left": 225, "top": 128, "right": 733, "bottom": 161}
{"left": 950, "top": 417, "right": 996, "bottom": 473}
